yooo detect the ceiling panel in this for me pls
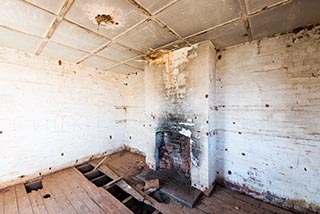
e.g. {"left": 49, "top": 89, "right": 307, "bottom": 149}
{"left": 125, "top": 57, "right": 146, "bottom": 70}
{"left": 80, "top": 55, "right": 118, "bottom": 70}
{"left": 65, "top": 0, "right": 146, "bottom": 39}
{"left": 159, "top": 40, "right": 189, "bottom": 51}
{"left": 245, "top": 0, "right": 288, "bottom": 14}
{"left": 0, "top": 0, "right": 55, "bottom": 37}
{"left": 135, "top": 0, "right": 177, "bottom": 14}
{"left": 51, "top": 21, "right": 109, "bottom": 52}
{"left": 97, "top": 43, "right": 141, "bottom": 62}
{"left": 249, "top": 0, "right": 320, "bottom": 40}
{"left": 157, "top": 0, "right": 241, "bottom": 38}
{"left": 0, "top": 27, "right": 42, "bottom": 54}
{"left": 24, "top": 0, "right": 65, "bottom": 14}
{"left": 106, "top": 64, "right": 142, "bottom": 73}
{"left": 187, "top": 20, "right": 249, "bottom": 49}
{"left": 41, "top": 41, "right": 89, "bottom": 62}
{"left": 117, "top": 20, "right": 178, "bottom": 53}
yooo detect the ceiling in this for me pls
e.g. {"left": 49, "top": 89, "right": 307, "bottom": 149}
{"left": 1, "top": 0, "right": 320, "bottom": 73}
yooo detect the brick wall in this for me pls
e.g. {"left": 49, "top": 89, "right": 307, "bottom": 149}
{"left": 125, "top": 42, "right": 217, "bottom": 191}
{"left": 215, "top": 26, "right": 320, "bottom": 212}
{"left": 0, "top": 47, "right": 126, "bottom": 188}
{"left": 123, "top": 27, "right": 320, "bottom": 212}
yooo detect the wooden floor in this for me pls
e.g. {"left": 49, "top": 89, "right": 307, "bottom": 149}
{"left": 93, "top": 151, "right": 294, "bottom": 214}
{"left": 0, "top": 151, "right": 294, "bottom": 214}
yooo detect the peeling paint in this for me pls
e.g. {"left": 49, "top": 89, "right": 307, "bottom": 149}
{"left": 81, "top": 1, "right": 124, "bottom": 30}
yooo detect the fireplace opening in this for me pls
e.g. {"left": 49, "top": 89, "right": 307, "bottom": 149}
{"left": 137, "top": 130, "right": 201, "bottom": 208}
{"left": 155, "top": 131, "right": 191, "bottom": 177}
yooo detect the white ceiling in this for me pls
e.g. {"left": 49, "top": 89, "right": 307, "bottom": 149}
{"left": 0, "top": 0, "right": 320, "bottom": 73}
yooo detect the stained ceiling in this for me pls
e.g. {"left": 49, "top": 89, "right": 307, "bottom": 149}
{"left": 1, "top": 0, "right": 320, "bottom": 72}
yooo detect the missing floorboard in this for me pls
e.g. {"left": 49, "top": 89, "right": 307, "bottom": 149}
{"left": 92, "top": 174, "right": 112, "bottom": 187}
{"left": 24, "top": 179, "right": 43, "bottom": 193}
{"left": 77, "top": 164, "right": 94, "bottom": 174}
{"left": 76, "top": 162, "right": 162, "bottom": 214}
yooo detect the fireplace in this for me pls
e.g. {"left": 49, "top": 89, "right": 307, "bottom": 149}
{"left": 144, "top": 42, "right": 217, "bottom": 196}
{"left": 155, "top": 131, "right": 191, "bottom": 177}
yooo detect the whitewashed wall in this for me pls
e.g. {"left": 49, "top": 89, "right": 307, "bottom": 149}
{"left": 0, "top": 47, "right": 126, "bottom": 188}
{"left": 125, "top": 42, "right": 217, "bottom": 191}
{"left": 215, "top": 27, "right": 320, "bottom": 212}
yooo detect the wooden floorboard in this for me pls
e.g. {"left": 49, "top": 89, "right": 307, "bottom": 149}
{"left": 3, "top": 186, "right": 18, "bottom": 214}
{"left": 0, "top": 151, "right": 295, "bottom": 214}
{"left": 38, "top": 181, "right": 63, "bottom": 214}
{"left": 70, "top": 167, "right": 133, "bottom": 214}
{"left": 0, "top": 188, "right": 4, "bottom": 214}
{"left": 91, "top": 151, "right": 294, "bottom": 214}
{"left": 52, "top": 171, "right": 91, "bottom": 214}
{"left": 63, "top": 169, "right": 105, "bottom": 214}
{"left": 15, "top": 184, "right": 33, "bottom": 214}
{"left": 28, "top": 190, "right": 48, "bottom": 214}
{"left": 43, "top": 176, "right": 78, "bottom": 214}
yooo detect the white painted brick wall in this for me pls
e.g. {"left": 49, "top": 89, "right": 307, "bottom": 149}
{"left": 215, "top": 27, "right": 320, "bottom": 211}
{"left": 123, "top": 27, "right": 320, "bottom": 211}
{"left": 124, "top": 42, "right": 217, "bottom": 191}
{"left": 0, "top": 47, "right": 126, "bottom": 188}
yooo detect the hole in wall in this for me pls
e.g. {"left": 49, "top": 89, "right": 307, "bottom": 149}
{"left": 61, "top": 153, "right": 64, "bottom": 156}
{"left": 265, "top": 104, "right": 270, "bottom": 108}
{"left": 304, "top": 167, "right": 307, "bottom": 171}
{"left": 217, "top": 55, "right": 222, "bottom": 60}
{"left": 58, "top": 60, "right": 62, "bottom": 65}
{"left": 238, "top": 132, "right": 242, "bottom": 135}
{"left": 205, "top": 94, "right": 209, "bottom": 98}
{"left": 233, "top": 122, "right": 236, "bottom": 124}
{"left": 241, "top": 153, "right": 246, "bottom": 156}
{"left": 39, "top": 172, "right": 42, "bottom": 176}
{"left": 228, "top": 170, "right": 232, "bottom": 175}
{"left": 109, "top": 135, "right": 112, "bottom": 140}
{"left": 49, "top": 167, "right": 52, "bottom": 170}
{"left": 25, "top": 179, "right": 43, "bottom": 193}
{"left": 225, "top": 148, "right": 228, "bottom": 151}
{"left": 0, "top": 131, "right": 3, "bottom": 134}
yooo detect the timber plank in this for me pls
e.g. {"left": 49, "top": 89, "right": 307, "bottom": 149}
{"left": 51, "top": 171, "right": 90, "bottom": 214}
{"left": 222, "top": 188, "right": 293, "bottom": 214}
{"left": 3, "top": 186, "right": 18, "bottom": 214}
{"left": 0, "top": 188, "right": 4, "bottom": 214}
{"left": 15, "top": 184, "right": 34, "bottom": 214}
{"left": 28, "top": 190, "right": 48, "bottom": 214}
{"left": 42, "top": 176, "right": 77, "bottom": 214}
{"left": 64, "top": 169, "right": 105, "bottom": 214}
{"left": 71, "top": 167, "right": 133, "bottom": 214}
{"left": 38, "top": 180, "right": 64, "bottom": 214}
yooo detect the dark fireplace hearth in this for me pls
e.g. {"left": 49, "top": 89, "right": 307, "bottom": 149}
{"left": 138, "top": 130, "right": 202, "bottom": 208}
